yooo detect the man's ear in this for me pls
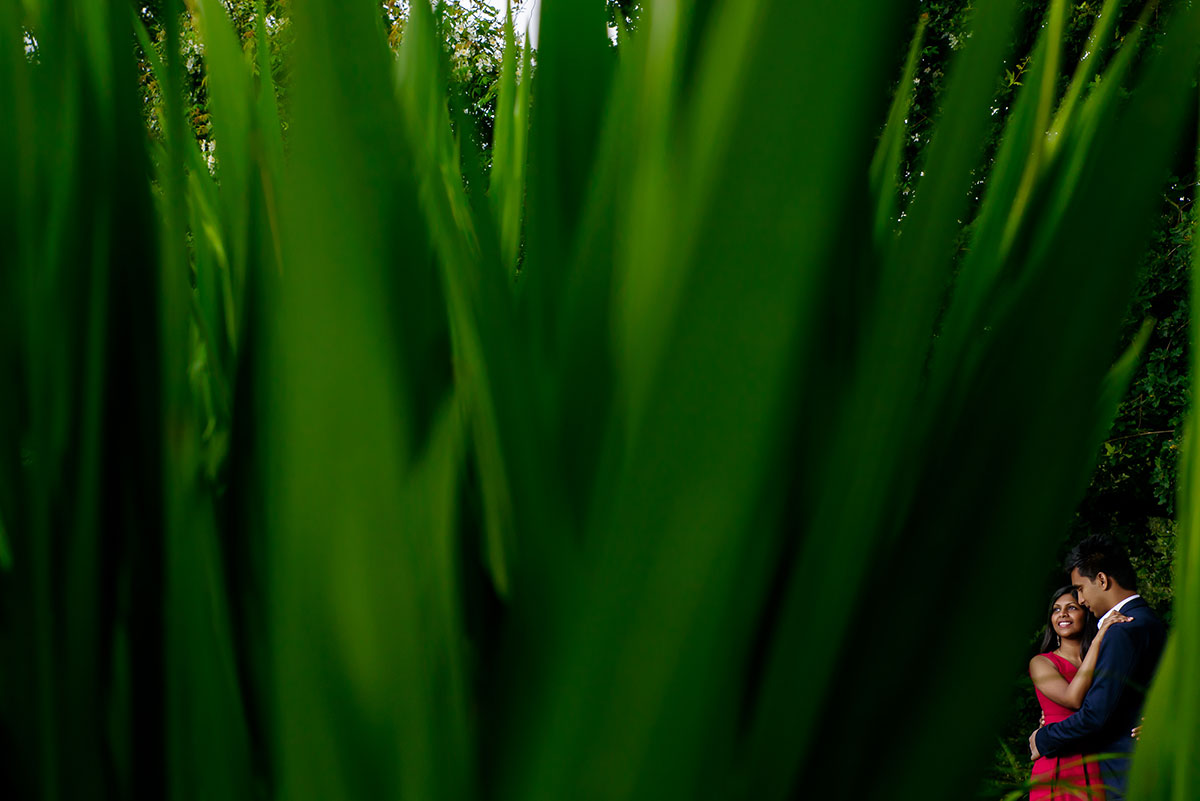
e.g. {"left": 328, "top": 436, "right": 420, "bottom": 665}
{"left": 1096, "top": 571, "right": 1109, "bottom": 591}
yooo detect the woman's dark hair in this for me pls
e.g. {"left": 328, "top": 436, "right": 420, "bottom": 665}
{"left": 1038, "top": 586, "right": 1097, "bottom": 656}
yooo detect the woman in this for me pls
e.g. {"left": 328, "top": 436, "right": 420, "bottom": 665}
{"left": 1028, "top": 586, "right": 1131, "bottom": 800}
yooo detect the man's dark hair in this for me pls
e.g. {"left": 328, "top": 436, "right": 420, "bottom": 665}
{"left": 1064, "top": 534, "right": 1138, "bottom": 592}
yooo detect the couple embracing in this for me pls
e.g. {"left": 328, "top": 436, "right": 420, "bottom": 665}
{"left": 1026, "top": 535, "right": 1167, "bottom": 801}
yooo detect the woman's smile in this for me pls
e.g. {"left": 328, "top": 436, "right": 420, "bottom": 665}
{"left": 1050, "top": 594, "right": 1085, "bottom": 637}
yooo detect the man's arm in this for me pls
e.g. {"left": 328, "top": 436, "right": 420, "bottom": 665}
{"left": 1034, "top": 626, "right": 1141, "bottom": 758}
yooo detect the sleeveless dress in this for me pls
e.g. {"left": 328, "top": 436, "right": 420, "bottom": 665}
{"left": 1030, "top": 652, "right": 1105, "bottom": 800}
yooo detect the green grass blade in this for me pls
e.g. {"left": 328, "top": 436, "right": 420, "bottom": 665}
{"left": 252, "top": 0, "right": 286, "bottom": 273}
{"left": 927, "top": 11, "right": 1063, "bottom": 397}
{"left": 1095, "top": 316, "right": 1155, "bottom": 444}
{"left": 518, "top": 0, "right": 613, "bottom": 349}
{"left": 131, "top": 9, "right": 167, "bottom": 105}
{"left": 497, "top": 2, "right": 913, "bottom": 801}
{"left": 159, "top": 1, "right": 221, "bottom": 799}
{"left": 1000, "top": 0, "right": 1067, "bottom": 251}
{"left": 868, "top": 11, "right": 928, "bottom": 243}
{"left": 253, "top": 0, "right": 285, "bottom": 179}
{"left": 0, "top": 512, "right": 10, "bottom": 571}
{"left": 740, "top": 0, "right": 1022, "bottom": 790}
{"left": 1034, "top": 2, "right": 1153, "bottom": 244}
{"left": 1047, "top": 0, "right": 1127, "bottom": 150}
{"left": 166, "top": 493, "right": 256, "bottom": 801}
{"left": 398, "top": 0, "right": 519, "bottom": 598}
{"left": 488, "top": 1, "right": 526, "bottom": 274}
{"left": 192, "top": 0, "right": 256, "bottom": 349}
{"left": 0, "top": 0, "right": 29, "bottom": 575}
{"left": 1128, "top": 73, "right": 1200, "bottom": 801}
{"left": 262, "top": 3, "right": 473, "bottom": 799}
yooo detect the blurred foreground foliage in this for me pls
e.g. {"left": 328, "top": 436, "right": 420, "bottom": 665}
{"left": 132, "top": 0, "right": 516, "bottom": 174}
{"left": 3, "top": 1, "right": 1200, "bottom": 801}
{"left": 899, "top": 4, "right": 1194, "bottom": 791}
{"left": 911, "top": 1, "right": 1193, "bottom": 573}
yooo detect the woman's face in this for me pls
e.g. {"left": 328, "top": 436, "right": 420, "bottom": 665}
{"left": 1050, "top": 593, "right": 1086, "bottom": 639}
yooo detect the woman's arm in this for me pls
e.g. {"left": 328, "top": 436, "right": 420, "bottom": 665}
{"left": 1029, "top": 613, "right": 1132, "bottom": 710}
{"left": 1035, "top": 624, "right": 1142, "bottom": 759}
{"left": 1030, "top": 655, "right": 1073, "bottom": 708}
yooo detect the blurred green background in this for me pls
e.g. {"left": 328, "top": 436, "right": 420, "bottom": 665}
{"left": 2, "top": 0, "right": 1200, "bottom": 799}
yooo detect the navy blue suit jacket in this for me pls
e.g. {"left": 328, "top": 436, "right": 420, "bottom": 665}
{"left": 1034, "top": 596, "right": 1165, "bottom": 799}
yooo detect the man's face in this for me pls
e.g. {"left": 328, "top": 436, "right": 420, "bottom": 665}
{"left": 1070, "top": 567, "right": 1108, "bottom": 616}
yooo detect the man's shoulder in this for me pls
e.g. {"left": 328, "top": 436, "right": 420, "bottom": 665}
{"left": 1101, "top": 603, "right": 1165, "bottom": 653}
{"left": 1122, "top": 597, "right": 1165, "bottom": 629}
{"left": 1123, "top": 595, "right": 1157, "bottom": 612}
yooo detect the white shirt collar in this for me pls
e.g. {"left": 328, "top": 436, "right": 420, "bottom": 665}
{"left": 1098, "top": 594, "right": 1141, "bottom": 628}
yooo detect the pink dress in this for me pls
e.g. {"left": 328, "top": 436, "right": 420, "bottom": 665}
{"left": 1030, "top": 652, "right": 1105, "bottom": 800}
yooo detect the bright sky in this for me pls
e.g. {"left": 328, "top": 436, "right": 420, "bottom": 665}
{"left": 484, "top": 0, "right": 541, "bottom": 48}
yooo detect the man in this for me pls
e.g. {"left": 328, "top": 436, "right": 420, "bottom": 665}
{"left": 1030, "top": 534, "right": 1166, "bottom": 800}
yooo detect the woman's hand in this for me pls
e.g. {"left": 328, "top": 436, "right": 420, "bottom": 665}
{"left": 1095, "top": 612, "right": 1133, "bottom": 641}
{"left": 1132, "top": 716, "right": 1144, "bottom": 740}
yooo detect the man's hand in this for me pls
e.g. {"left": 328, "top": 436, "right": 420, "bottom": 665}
{"left": 1029, "top": 730, "right": 1042, "bottom": 761}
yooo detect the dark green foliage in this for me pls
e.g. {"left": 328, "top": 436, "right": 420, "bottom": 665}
{"left": 1128, "top": 91, "right": 1200, "bottom": 798}
{"left": 1083, "top": 187, "right": 1194, "bottom": 537}
{"left": 901, "top": 4, "right": 1195, "bottom": 791}
{"left": 134, "top": 1, "right": 513, "bottom": 174}
{"left": 911, "top": 2, "right": 1192, "bottom": 571}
